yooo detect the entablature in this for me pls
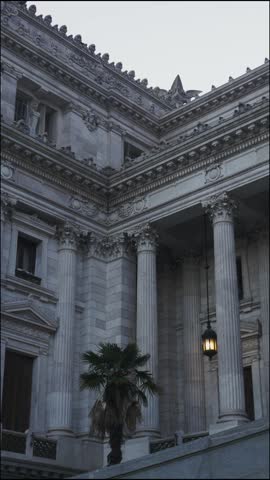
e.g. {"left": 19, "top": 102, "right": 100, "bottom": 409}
{"left": 1, "top": 100, "right": 269, "bottom": 215}
{"left": 159, "top": 62, "right": 269, "bottom": 133}
{"left": 1, "top": 1, "right": 269, "bottom": 137}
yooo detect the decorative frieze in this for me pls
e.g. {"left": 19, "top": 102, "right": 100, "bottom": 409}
{"left": 1, "top": 161, "right": 15, "bottom": 181}
{"left": 204, "top": 164, "right": 223, "bottom": 184}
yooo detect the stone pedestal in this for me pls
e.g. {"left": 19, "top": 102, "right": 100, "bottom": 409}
{"left": 204, "top": 192, "right": 248, "bottom": 426}
{"left": 182, "top": 254, "right": 206, "bottom": 433}
{"left": 134, "top": 224, "right": 160, "bottom": 438}
{"left": 47, "top": 223, "right": 79, "bottom": 436}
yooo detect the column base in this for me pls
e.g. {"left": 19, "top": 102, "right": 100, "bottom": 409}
{"left": 47, "top": 428, "right": 74, "bottom": 438}
{"left": 134, "top": 428, "right": 160, "bottom": 439}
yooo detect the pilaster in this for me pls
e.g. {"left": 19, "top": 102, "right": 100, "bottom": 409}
{"left": 181, "top": 252, "right": 206, "bottom": 433}
{"left": 256, "top": 225, "right": 269, "bottom": 416}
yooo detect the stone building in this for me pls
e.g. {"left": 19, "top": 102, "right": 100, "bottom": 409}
{"left": 1, "top": 1, "right": 269, "bottom": 477}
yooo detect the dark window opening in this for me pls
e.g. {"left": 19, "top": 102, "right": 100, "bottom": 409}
{"left": 14, "top": 92, "right": 29, "bottom": 122}
{"left": 36, "top": 104, "right": 57, "bottom": 142}
{"left": 124, "top": 141, "right": 144, "bottom": 162}
{"left": 243, "top": 366, "right": 255, "bottom": 421}
{"left": 15, "top": 234, "right": 41, "bottom": 284}
{"left": 236, "top": 256, "right": 244, "bottom": 300}
{"left": 2, "top": 351, "right": 34, "bottom": 432}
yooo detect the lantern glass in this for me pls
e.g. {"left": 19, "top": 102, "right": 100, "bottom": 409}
{"left": 202, "top": 326, "right": 217, "bottom": 359}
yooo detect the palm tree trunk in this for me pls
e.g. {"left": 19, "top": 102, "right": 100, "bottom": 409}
{"left": 107, "top": 424, "right": 123, "bottom": 465}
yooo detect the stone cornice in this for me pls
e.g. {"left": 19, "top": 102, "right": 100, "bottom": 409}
{"left": 1, "top": 106, "right": 269, "bottom": 211}
{"left": 3, "top": 1, "right": 171, "bottom": 112}
{"left": 1, "top": 11, "right": 269, "bottom": 133}
{"left": 108, "top": 112, "right": 269, "bottom": 205}
{"left": 1, "top": 122, "right": 108, "bottom": 206}
{"left": 1, "top": 31, "right": 162, "bottom": 133}
{"left": 159, "top": 62, "right": 269, "bottom": 132}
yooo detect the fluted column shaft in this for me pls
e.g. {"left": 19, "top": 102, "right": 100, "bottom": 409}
{"left": 257, "top": 228, "right": 269, "bottom": 416}
{"left": 135, "top": 225, "right": 159, "bottom": 437}
{"left": 182, "top": 256, "right": 206, "bottom": 433}
{"left": 1, "top": 195, "right": 16, "bottom": 277}
{"left": 205, "top": 193, "right": 247, "bottom": 423}
{"left": 48, "top": 224, "right": 78, "bottom": 436}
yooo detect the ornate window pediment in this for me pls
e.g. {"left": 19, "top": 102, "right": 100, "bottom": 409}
{"left": 1, "top": 300, "right": 58, "bottom": 334}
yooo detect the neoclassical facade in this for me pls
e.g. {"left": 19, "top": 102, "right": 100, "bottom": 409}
{"left": 1, "top": 1, "right": 269, "bottom": 476}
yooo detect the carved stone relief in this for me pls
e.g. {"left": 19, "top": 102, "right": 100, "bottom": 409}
{"left": 205, "top": 164, "right": 223, "bottom": 184}
{"left": 1, "top": 162, "right": 15, "bottom": 181}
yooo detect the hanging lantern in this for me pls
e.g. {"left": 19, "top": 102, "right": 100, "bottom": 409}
{"left": 202, "top": 322, "right": 217, "bottom": 359}
{"left": 201, "top": 213, "right": 217, "bottom": 360}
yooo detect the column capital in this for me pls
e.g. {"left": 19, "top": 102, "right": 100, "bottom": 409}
{"left": 56, "top": 222, "right": 81, "bottom": 250}
{"left": 202, "top": 192, "right": 238, "bottom": 223}
{"left": 1, "top": 193, "right": 17, "bottom": 222}
{"left": 87, "top": 232, "right": 132, "bottom": 259}
{"left": 133, "top": 223, "right": 159, "bottom": 253}
{"left": 1, "top": 61, "right": 23, "bottom": 80}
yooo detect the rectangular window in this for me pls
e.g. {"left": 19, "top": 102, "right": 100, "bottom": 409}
{"left": 15, "top": 234, "right": 41, "bottom": 284}
{"left": 236, "top": 256, "right": 244, "bottom": 300}
{"left": 2, "top": 351, "right": 34, "bottom": 432}
{"left": 36, "top": 104, "right": 57, "bottom": 142}
{"left": 124, "top": 141, "right": 144, "bottom": 163}
{"left": 14, "top": 92, "right": 29, "bottom": 122}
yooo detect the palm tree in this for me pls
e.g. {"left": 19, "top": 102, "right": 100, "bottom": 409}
{"left": 80, "top": 342, "right": 159, "bottom": 466}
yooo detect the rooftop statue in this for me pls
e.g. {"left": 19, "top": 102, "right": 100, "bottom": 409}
{"left": 167, "top": 75, "right": 202, "bottom": 107}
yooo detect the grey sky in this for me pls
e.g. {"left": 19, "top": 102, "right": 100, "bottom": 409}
{"left": 27, "top": 1, "right": 269, "bottom": 95}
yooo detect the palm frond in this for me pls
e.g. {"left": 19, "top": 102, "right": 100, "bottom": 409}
{"left": 80, "top": 372, "right": 105, "bottom": 392}
{"left": 135, "top": 370, "right": 161, "bottom": 395}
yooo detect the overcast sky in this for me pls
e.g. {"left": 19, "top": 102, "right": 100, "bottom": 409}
{"left": 27, "top": 1, "right": 269, "bottom": 94}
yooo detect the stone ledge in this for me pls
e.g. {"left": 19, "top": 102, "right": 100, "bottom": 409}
{"left": 70, "top": 419, "right": 269, "bottom": 479}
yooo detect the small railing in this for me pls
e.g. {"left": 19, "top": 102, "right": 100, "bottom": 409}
{"left": 150, "top": 435, "right": 177, "bottom": 453}
{"left": 1, "top": 429, "right": 57, "bottom": 460}
{"left": 32, "top": 435, "right": 57, "bottom": 460}
{"left": 1, "top": 429, "right": 26, "bottom": 454}
{"left": 182, "top": 431, "right": 209, "bottom": 443}
{"left": 150, "top": 431, "right": 209, "bottom": 454}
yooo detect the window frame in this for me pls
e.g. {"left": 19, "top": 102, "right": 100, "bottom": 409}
{"left": 8, "top": 224, "right": 48, "bottom": 289}
{"left": 14, "top": 91, "right": 31, "bottom": 123}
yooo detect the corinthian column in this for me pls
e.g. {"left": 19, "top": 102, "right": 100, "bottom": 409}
{"left": 134, "top": 224, "right": 159, "bottom": 437}
{"left": 257, "top": 226, "right": 269, "bottom": 416}
{"left": 47, "top": 223, "right": 79, "bottom": 436}
{"left": 181, "top": 253, "right": 206, "bottom": 433}
{"left": 1, "top": 194, "right": 16, "bottom": 277}
{"left": 204, "top": 192, "right": 248, "bottom": 427}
